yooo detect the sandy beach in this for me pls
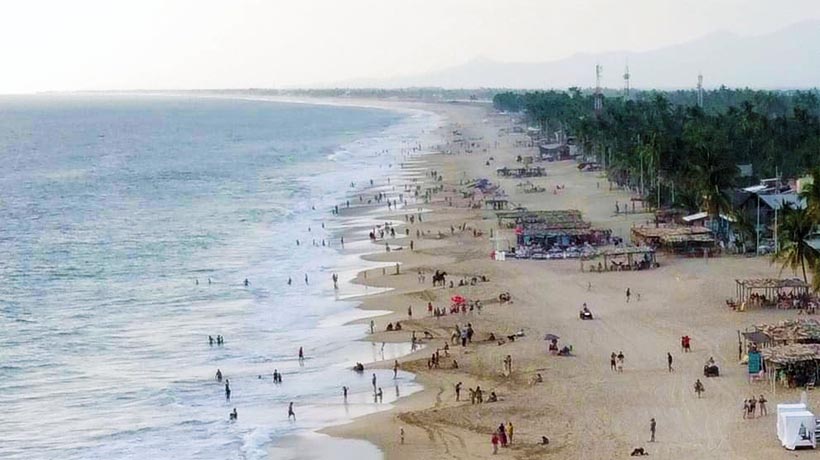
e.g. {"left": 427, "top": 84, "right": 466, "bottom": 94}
{"left": 311, "top": 99, "right": 820, "bottom": 460}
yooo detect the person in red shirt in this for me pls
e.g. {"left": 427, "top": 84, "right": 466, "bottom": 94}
{"left": 491, "top": 433, "right": 499, "bottom": 454}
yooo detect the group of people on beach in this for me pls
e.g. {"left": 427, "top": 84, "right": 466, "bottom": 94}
{"left": 490, "top": 422, "right": 514, "bottom": 454}
{"left": 742, "top": 395, "right": 768, "bottom": 418}
{"left": 610, "top": 351, "right": 625, "bottom": 372}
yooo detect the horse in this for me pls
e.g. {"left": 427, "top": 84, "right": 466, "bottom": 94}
{"left": 432, "top": 270, "right": 448, "bottom": 287}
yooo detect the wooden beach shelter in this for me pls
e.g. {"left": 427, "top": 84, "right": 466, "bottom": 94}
{"left": 584, "top": 246, "right": 657, "bottom": 272}
{"left": 485, "top": 198, "right": 510, "bottom": 211}
{"left": 735, "top": 278, "right": 810, "bottom": 307}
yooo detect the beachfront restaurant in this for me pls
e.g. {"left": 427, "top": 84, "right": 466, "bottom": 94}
{"left": 732, "top": 278, "right": 811, "bottom": 310}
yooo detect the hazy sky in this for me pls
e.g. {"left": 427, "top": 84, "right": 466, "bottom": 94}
{"left": 2, "top": 0, "right": 819, "bottom": 93}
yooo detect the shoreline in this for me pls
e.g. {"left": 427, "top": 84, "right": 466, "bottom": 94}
{"left": 264, "top": 98, "right": 450, "bottom": 459}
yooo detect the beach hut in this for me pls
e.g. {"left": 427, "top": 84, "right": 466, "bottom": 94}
{"left": 761, "top": 343, "right": 820, "bottom": 393}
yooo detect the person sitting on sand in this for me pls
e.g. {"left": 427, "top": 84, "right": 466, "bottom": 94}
{"left": 452, "top": 360, "right": 459, "bottom": 369}
{"left": 395, "top": 322, "right": 402, "bottom": 331}
{"left": 630, "top": 447, "right": 648, "bottom": 456}
{"left": 488, "top": 391, "right": 498, "bottom": 402}
{"left": 386, "top": 323, "right": 394, "bottom": 331}
{"left": 541, "top": 436, "right": 550, "bottom": 445}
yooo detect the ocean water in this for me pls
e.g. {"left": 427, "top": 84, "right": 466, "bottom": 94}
{"left": 0, "top": 95, "right": 438, "bottom": 459}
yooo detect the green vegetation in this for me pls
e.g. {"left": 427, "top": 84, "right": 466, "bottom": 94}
{"left": 493, "top": 88, "right": 820, "bottom": 212}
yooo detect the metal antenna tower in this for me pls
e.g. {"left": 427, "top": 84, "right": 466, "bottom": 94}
{"left": 697, "top": 73, "right": 704, "bottom": 108}
{"left": 623, "top": 62, "right": 630, "bottom": 99}
{"left": 594, "top": 64, "right": 603, "bottom": 114}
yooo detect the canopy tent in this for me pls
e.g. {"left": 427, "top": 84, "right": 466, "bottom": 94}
{"left": 778, "top": 410, "right": 816, "bottom": 450}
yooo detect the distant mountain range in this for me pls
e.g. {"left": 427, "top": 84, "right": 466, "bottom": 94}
{"left": 340, "top": 21, "right": 820, "bottom": 90}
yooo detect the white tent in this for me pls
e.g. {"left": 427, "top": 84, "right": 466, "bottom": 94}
{"left": 777, "top": 403, "right": 808, "bottom": 441}
{"left": 778, "top": 410, "right": 816, "bottom": 450}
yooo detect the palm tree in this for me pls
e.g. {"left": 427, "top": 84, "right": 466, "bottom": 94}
{"left": 799, "top": 167, "right": 820, "bottom": 221}
{"left": 772, "top": 203, "right": 817, "bottom": 284}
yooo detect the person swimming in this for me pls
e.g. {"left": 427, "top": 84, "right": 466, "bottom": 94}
{"left": 229, "top": 408, "right": 238, "bottom": 420}
{"left": 243, "top": 278, "right": 249, "bottom": 287}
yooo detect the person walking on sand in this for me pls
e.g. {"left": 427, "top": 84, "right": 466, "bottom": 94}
{"left": 491, "top": 432, "right": 499, "bottom": 454}
{"left": 288, "top": 402, "right": 295, "bottom": 420}
{"left": 370, "top": 320, "right": 375, "bottom": 334}
{"left": 694, "top": 379, "right": 705, "bottom": 398}
{"left": 455, "top": 382, "right": 462, "bottom": 401}
{"left": 649, "top": 418, "right": 656, "bottom": 442}
{"left": 667, "top": 352, "right": 674, "bottom": 372}
{"left": 372, "top": 373, "right": 377, "bottom": 392}
{"left": 758, "top": 395, "right": 768, "bottom": 416}
{"left": 626, "top": 288, "right": 631, "bottom": 303}
{"left": 342, "top": 386, "right": 348, "bottom": 399}
{"left": 507, "top": 421, "right": 514, "bottom": 445}
{"left": 393, "top": 360, "right": 399, "bottom": 379}
{"left": 610, "top": 352, "right": 617, "bottom": 371}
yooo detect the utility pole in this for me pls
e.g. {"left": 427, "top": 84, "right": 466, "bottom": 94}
{"left": 594, "top": 64, "right": 603, "bottom": 115}
{"left": 623, "top": 62, "right": 630, "bottom": 100}
{"left": 774, "top": 167, "right": 780, "bottom": 253}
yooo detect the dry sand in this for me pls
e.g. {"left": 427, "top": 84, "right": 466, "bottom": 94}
{"left": 317, "top": 100, "right": 816, "bottom": 459}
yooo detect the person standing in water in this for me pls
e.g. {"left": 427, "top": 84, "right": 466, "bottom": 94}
{"left": 243, "top": 278, "right": 249, "bottom": 287}
{"left": 298, "top": 347, "right": 304, "bottom": 361}
{"left": 372, "top": 373, "right": 377, "bottom": 392}
{"left": 343, "top": 386, "right": 348, "bottom": 399}
{"left": 304, "top": 274, "right": 309, "bottom": 285}
{"left": 288, "top": 402, "right": 295, "bottom": 420}
{"left": 225, "top": 380, "right": 231, "bottom": 400}
{"left": 215, "top": 369, "right": 222, "bottom": 382}
{"left": 393, "top": 360, "right": 399, "bottom": 379}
